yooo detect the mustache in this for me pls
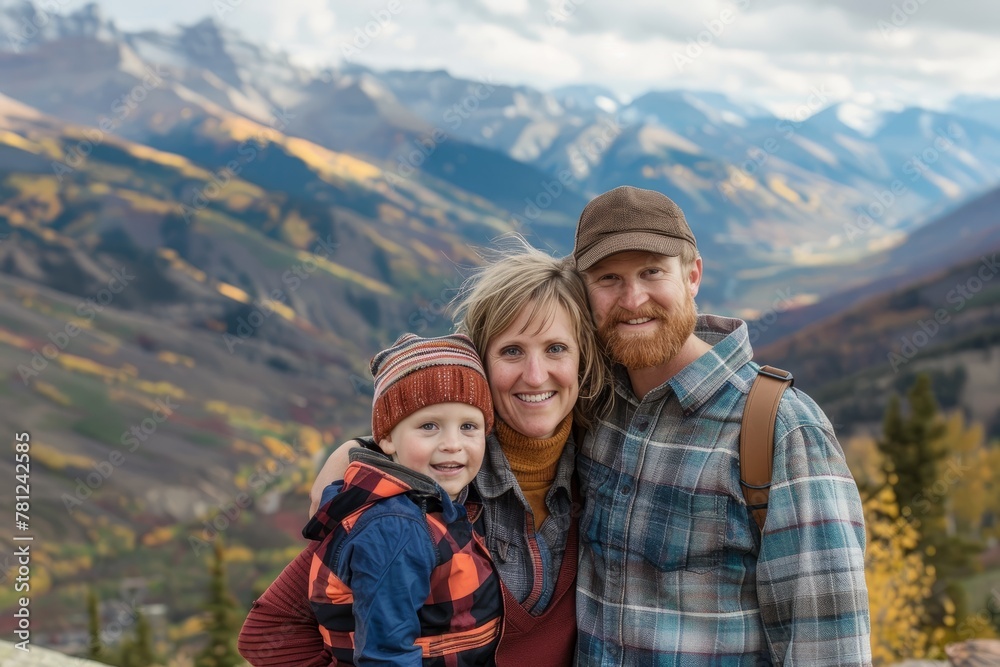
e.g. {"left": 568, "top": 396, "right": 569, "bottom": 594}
{"left": 603, "top": 303, "right": 673, "bottom": 325}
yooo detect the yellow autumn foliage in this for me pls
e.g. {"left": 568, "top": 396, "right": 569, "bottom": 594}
{"left": 48, "top": 553, "right": 92, "bottom": 578}
{"left": 172, "top": 615, "right": 205, "bottom": 640}
{"left": 226, "top": 191, "right": 256, "bottom": 211}
{"left": 294, "top": 249, "right": 393, "bottom": 295}
{"left": 33, "top": 380, "right": 72, "bottom": 406}
{"left": 231, "top": 439, "right": 265, "bottom": 456}
{"left": 938, "top": 412, "right": 998, "bottom": 538}
{"left": 260, "top": 298, "right": 296, "bottom": 322}
{"left": 377, "top": 202, "right": 407, "bottom": 224}
{"left": 57, "top": 354, "right": 136, "bottom": 381}
{"left": 865, "top": 483, "right": 936, "bottom": 664}
{"left": 261, "top": 435, "right": 294, "bottom": 460}
{"left": 0, "top": 129, "right": 44, "bottom": 154}
{"left": 0, "top": 327, "right": 33, "bottom": 350}
{"left": 205, "top": 400, "right": 231, "bottom": 415}
{"left": 133, "top": 379, "right": 187, "bottom": 400}
{"left": 280, "top": 211, "right": 314, "bottom": 248}
{"left": 157, "top": 248, "right": 208, "bottom": 282}
{"left": 225, "top": 545, "right": 254, "bottom": 563}
{"left": 206, "top": 401, "right": 285, "bottom": 434}
{"left": 31, "top": 440, "right": 95, "bottom": 470}
{"left": 216, "top": 281, "right": 252, "bottom": 303}
{"left": 142, "top": 526, "right": 176, "bottom": 547}
{"left": 297, "top": 426, "right": 323, "bottom": 457}
{"left": 113, "top": 188, "right": 177, "bottom": 215}
{"left": 5, "top": 174, "right": 62, "bottom": 221}
{"left": 157, "top": 350, "right": 196, "bottom": 367}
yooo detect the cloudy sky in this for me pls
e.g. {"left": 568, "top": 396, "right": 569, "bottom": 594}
{"left": 83, "top": 0, "right": 1000, "bottom": 116}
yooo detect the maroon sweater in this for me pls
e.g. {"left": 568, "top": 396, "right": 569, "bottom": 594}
{"left": 495, "top": 517, "right": 578, "bottom": 667}
{"left": 238, "top": 541, "right": 337, "bottom": 666}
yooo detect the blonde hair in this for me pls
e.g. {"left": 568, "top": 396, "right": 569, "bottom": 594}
{"left": 452, "top": 240, "right": 610, "bottom": 430}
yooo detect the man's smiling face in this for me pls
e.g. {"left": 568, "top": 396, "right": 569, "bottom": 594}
{"left": 584, "top": 251, "right": 700, "bottom": 370}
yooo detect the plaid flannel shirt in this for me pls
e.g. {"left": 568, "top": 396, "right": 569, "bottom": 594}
{"left": 473, "top": 431, "right": 577, "bottom": 613}
{"left": 576, "top": 315, "right": 871, "bottom": 666}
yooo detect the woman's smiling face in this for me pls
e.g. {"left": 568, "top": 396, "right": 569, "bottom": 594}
{"left": 484, "top": 301, "right": 580, "bottom": 439}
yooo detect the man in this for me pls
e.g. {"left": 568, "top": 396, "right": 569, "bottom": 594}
{"left": 572, "top": 186, "right": 871, "bottom": 666}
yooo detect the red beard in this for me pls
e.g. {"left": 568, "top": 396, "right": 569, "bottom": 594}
{"left": 597, "top": 293, "right": 698, "bottom": 369}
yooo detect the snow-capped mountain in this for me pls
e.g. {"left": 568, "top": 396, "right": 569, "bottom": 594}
{"left": 3, "top": 0, "right": 1000, "bottom": 308}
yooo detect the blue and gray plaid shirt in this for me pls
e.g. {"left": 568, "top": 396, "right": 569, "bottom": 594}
{"left": 576, "top": 315, "right": 871, "bottom": 666}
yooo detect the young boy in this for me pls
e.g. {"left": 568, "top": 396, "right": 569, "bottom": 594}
{"left": 302, "top": 333, "right": 501, "bottom": 666}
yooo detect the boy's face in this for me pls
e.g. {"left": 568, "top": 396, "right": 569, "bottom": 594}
{"left": 380, "top": 402, "right": 487, "bottom": 500}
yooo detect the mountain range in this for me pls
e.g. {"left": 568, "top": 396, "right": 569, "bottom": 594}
{"left": 0, "top": 0, "right": 999, "bottom": 655}
{"left": 4, "top": 0, "right": 1000, "bottom": 309}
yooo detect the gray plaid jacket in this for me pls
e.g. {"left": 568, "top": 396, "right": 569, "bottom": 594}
{"left": 473, "top": 430, "right": 577, "bottom": 614}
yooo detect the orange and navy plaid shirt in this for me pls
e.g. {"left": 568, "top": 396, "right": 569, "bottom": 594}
{"left": 303, "top": 450, "right": 501, "bottom": 666}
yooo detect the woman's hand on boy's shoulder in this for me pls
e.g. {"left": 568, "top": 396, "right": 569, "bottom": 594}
{"left": 309, "top": 440, "right": 363, "bottom": 517}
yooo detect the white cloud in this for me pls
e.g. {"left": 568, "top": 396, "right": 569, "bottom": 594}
{"left": 480, "top": 0, "right": 530, "bottom": 18}
{"left": 239, "top": 0, "right": 337, "bottom": 48}
{"left": 82, "top": 0, "right": 1000, "bottom": 111}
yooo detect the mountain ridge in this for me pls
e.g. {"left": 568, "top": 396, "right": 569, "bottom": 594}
{"left": 5, "top": 0, "right": 1000, "bottom": 315}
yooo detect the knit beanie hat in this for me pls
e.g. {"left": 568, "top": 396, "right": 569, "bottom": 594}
{"left": 370, "top": 333, "right": 494, "bottom": 442}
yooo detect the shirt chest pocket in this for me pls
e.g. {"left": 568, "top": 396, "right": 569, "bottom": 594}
{"left": 631, "top": 487, "right": 729, "bottom": 574}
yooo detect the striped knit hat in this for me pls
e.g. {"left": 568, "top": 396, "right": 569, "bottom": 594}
{"left": 370, "top": 333, "right": 494, "bottom": 442}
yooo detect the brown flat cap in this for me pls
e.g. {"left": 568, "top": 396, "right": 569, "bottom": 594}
{"left": 573, "top": 186, "right": 697, "bottom": 271}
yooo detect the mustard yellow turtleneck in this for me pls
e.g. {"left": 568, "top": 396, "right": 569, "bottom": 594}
{"left": 494, "top": 414, "right": 573, "bottom": 529}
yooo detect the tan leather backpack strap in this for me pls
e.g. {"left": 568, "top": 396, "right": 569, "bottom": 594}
{"left": 740, "top": 365, "right": 793, "bottom": 533}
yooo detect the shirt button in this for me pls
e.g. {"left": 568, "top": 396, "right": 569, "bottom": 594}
{"left": 620, "top": 485, "right": 631, "bottom": 495}
{"left": 635, "top": 418, "right": 649, "bottom": 431}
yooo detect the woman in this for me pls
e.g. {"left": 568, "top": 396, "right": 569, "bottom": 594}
{"left": 238, "top": 245, "right": 607, "bottom": 666}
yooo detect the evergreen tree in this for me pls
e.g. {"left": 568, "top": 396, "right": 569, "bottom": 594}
{"left": 877, "top": 374, "right": 947, "bottom": 539}
{"left": 876, "top": 373, "right": 977, "bottom": 648}
{"left": 118, "top": 635, "right": 137, "bottom": 667}
{"left": 195, "top": 540, "right": 244, "bottom": 667}
{"left": 116, "top": 609, "right": 158, "bottom": 667}
{"left": 135, "top": 610, "right": 156, "bottom": 665}
{"left": 87, "top": 586, "right": 105, "bottom": 661}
